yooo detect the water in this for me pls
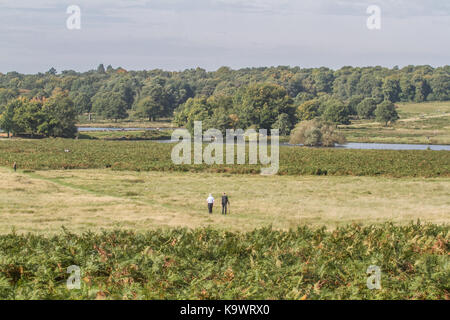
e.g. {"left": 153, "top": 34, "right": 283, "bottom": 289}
{"left": 156, "top": 139, "right": 450, "bottom": 151}
{"left": 77, "top": 127, "right": 173, "bottom": 132}
{"left": 335, "top": 142, "right": 450, "bottom": 151}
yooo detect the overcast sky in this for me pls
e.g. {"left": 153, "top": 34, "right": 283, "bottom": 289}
{"left": 0, "top": 0, "right": 449, "bottom": 73}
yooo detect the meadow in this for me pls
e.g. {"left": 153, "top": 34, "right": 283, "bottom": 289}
{"left": 0, "top": 168, "right": 449, "bottom": 234}
{"left": 0, "top": 139, "right": 449, "bottom": 177}
{"left": 339, "top": 101, "right": 450, "bottom": 145}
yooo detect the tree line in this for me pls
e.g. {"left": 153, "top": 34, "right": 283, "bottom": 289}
{"left": 0, "top": 64, "right": 449, "bottom": 138}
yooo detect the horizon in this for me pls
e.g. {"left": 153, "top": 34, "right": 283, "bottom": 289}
{"left": 2, "top": 63, "right": 449, "bottom": 76}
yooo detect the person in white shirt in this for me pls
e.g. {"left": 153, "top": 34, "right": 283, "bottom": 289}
{"left": 207, "top": 194, "right": 215, "bottom": 214}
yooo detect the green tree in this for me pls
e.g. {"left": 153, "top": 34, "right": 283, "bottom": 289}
{"left": 356, "top": 98, "right": 377, "bottom": 119}
{"left": 375, "top": 101, "right": 399, "bottom": 126}
{"left": 413, "top": 76, "right": 431, "bottom": 102}
{"left": 135, "top": 96, "right": 164, "bottom": 121}
{"left": 399, "top": 77, "right": 416, "bottom": 101}
{"left": 347, "top": 95, "right": 363, "bottom": 116}
{"left": 382, "top": 78, "right": 401, "bottom": 102}
{"left": 0, "top": 98, "right": 22, "bottom": 137}
{"left": 0, "top": 88, "right": 19, "bottom": 105}
{"left": 39, "top": 90, "right": 77, "bottom": 138}
{"left": 70, "top": 92, "right": 92, "bottom": 114}
{"left": 297, "top": 99, "right": 320, "bottom": 121}
{"left": 429, "top": 73, "right": 450, "bottom": 101}
{"left": 97, "top": 64, "right": 106, "bottom": 74}
{"left": 322, "top": 100, "right": 351, "bottom": 125}
{"left": 92, "top": 92, "right": 128, "bottom": 121}
{"left": 174, "top": 97, "right": 212, "bottom": 133}
{"left": 237, "top": 83, "right": 295, "bottom": 130}
{"left": 12, "top": 98, "right": 46, "bottom": 137}
{"left": 272, "top": 113, "right": 292, "bottom": 136}
{"left": 135, "top": 81, "right": 170, "bottom": 121}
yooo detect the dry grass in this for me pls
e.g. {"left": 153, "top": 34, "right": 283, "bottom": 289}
{"left": 339, "top": 101, "right": 450, "bottom": 145}
{"left": 0, "top": 168, "right": 449, "bottom": 234}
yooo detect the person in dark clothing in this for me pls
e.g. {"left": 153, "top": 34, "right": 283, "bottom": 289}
{"left": 221, "top": 193, "right": 230, "bottom": 215}
{"left": 13, "top": 162, "right": 17, "bottom": 172}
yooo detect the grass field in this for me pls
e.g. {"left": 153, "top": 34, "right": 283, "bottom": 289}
{"left": 339, "top": 101, "right": 450, "bottom": 145}
{"left": 0, "top": 168, "right": 449, "bottom": 234}
{"left": 0, "top": 139, "right": 448, "bottom": 177}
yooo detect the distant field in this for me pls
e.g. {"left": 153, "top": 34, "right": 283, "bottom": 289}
{"left": 0, "top": 139, "right": 448, "bottom": 177}
{"left": 78, "top": 129, "right": 172, "bottom": 141}
{"left": 0, "top": 168, "right": 449, "bottom": 234}
{"left": 339, "top": 101, "right": 450, "bottom": 145}
{"left": 76, "top": 115, "right": 175, "bottom": 128}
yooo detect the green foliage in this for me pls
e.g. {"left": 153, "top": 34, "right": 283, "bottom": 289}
{"left": 375, "top": 101, "right": 400, "bottom": 126}
{"left": 0, "top": 99, "right": 18, "bottom": 137}
{"left": 272, "top": 113, "right": 292, "bottom": 136}
{"left": 346, "top": 95, "right": 363, "bottom": 115}
{"left": 0, "top": 92, "right": 78, "bottom": 138}
{"left": 92, "top": 92, "right": 128, "bottom": 121}
{"left": 10, "top": 98, "right": 46, "bottom": 137}
{"left": 357, "top": 98, "right": 378, "bottom": 119}
{"left": 134, "top": 79, "right": 171, "bottom": 121}
{"left": 236, "top": 83, "right": 295, "bottom": 130}
{"left": 382, "top": 77, "right": 401, "bottom": 102}
{"left": 297, "top": 99, "right": 321, "bottom": 121}
{"left": 0, "top": 65, "right": 448, "bottom": 126}
{"left": 321, "top": 99, "right": 351, "bottom": 125}
{"left": 0, "top": 223, "right": 447, "bottom": 299}
{"left": 176, "top": 84, "right": 295, "bottom": 133}
{"left": 0, "top": 139, "right": 448, "bottom": 177}
{"left": 429, "top": 73, "right": 450, "bottom": 101}
{"left": 38, "top": 90, "right": 78, "bottom": 138}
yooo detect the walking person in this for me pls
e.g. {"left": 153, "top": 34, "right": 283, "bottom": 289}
{"left": 207, "top": 194, "right": 214, "bottom": 214}
{"left": 221, "top": 193, "right": 230, "bottom": 215}
{"left": 13, "top": 162, "right": 17, "bottom": 172}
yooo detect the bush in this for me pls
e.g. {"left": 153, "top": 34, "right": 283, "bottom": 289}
{"left": 290, "top": 120, "right": 346, "bottom": 147}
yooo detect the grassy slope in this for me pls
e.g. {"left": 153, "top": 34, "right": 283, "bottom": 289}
{"left": 339, "top": 101, "right": 450, "bottom": 145}
{"left": 0, "top": 168, "right": 449, "bottom": 234}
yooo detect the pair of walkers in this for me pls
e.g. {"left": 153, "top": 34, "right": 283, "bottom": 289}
{"left": 206, "top": 193, "right": 230, "bottom": 215}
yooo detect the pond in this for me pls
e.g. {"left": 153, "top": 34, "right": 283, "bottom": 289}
{"left": 334, "top": 142, "right": 450, "bottom": 151}
{"left": 155, "top": 139, "right": 450, "bottom": 151}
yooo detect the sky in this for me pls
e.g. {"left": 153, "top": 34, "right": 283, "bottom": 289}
{"left": 0, "top": 0, "right": 449, "bottom": 73}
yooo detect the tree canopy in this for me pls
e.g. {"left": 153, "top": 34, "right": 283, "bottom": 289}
{"left": 0, "top": 64, "right": 448, "bottom": 133}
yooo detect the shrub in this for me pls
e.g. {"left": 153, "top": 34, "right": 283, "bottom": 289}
{"left": 290, "top": 120, "right": 346, "bottom": 147}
